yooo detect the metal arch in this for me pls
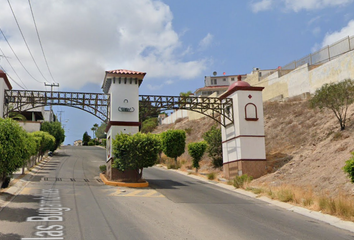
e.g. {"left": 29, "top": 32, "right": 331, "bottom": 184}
{"left": 139, "top": 95, "right": 233, "bottom": 126}
{"left": 3, "top": 90, "right": 233, "bottom": 126}
{"left": 4, "top": 90, "right": 109, "bottom": 122}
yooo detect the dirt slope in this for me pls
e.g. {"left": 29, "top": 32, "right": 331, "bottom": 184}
{"left": 153, "top": 98, "right": 354, "bottom": 199}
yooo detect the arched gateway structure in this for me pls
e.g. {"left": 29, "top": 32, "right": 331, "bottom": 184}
{"left": 1, "top": 69, "right": 266, "bottom": 180}
{"left": 102, "top": 70, "right": 266, "bottom": 180}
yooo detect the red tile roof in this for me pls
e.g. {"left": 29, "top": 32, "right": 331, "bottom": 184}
{"left": 106, "top": 69, "right": 146, "bottom": 76}
{"left": 0, "top": 70, "right": 12, "bottom": 90}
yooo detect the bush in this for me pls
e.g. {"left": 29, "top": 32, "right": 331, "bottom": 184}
{"left": 88, "top": 140, "right": 95, "bottom": 146}
{"left": 343, "top": 152, "right": 354, "bottom": 183}
{"left": 99, "top": 165, "right": 106, "bottom": 173}
{"left": 207, "top": 172, "right": 216, "bottom": 180}
{"left": 113, "top": 132, "right": 161, "bottom": 179}
{"left": 161, "top": 130, "right": 186, "bottom": 164}
{"left": 0, "top": 118, "right": 26, "bottom": 182}
{"left": 141, "top": 118, "right": 158, "bottom": 133}
{"left": 188, "top": 141, "right": 207, "bottom": 173}
{"left": 41, "top": 121, "right": 65, "bottom": 151}
{"left": 101, "top": 139, "right": 107, "bottom": 148}
{"left": 233, "top": 174, "right": 253, "bottom": 189}
{"left": 203, "top": 126, "right": 223, "bottom": 168}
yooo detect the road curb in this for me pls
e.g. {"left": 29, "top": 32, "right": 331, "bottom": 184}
{"left": 100, "top": 173, "right": 149, "bottom": 188}
{"left": 161, "top": 166, "right": 354, "bottom": 234}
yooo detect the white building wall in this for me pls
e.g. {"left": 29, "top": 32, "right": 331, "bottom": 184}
{"left": 0, "top": 77, "right": 9, "bottom": 118}
{"left": 18, "top": 121, "right": 41, "bottom": 132}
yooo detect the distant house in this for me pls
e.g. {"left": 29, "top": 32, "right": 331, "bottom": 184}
{"left": 16, "top": 106, "right": 56, "bottom": 133}
{"left": 74, "top": 140, "right": 83, "bottom": 146}
{"left": 195, "top": 73, "right": 247, "bottom": 97}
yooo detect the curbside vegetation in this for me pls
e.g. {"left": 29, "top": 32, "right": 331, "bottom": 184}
{"left": 243, "top": 184, "right": 354, "bottom": 221}
{"left": 0, "top": 118, "right": 59, "bottom": 188}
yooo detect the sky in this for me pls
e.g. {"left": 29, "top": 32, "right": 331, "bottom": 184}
{"left": 1, "top": 0, "right": 354, "bottom": 144}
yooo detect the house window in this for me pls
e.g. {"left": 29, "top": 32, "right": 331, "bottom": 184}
{"left": 223, "top": 78, "right": 226, "bottom": 81}
{"left": 231, "top": 78, "right": 235, "bottom": 81}
{"left": 211, "top": 79, "right": 217, "bottom": 85}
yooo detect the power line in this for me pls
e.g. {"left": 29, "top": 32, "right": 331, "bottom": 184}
{"left": 6, "top": 0, "right": 47, "bottom": 83}
{"left": 0, "top": 27, "right": 40, "bottom": 85}
{"left": 0, "top": 45, "right": 27, "bottom": 89}
{"left": 0, "top": 64, "right": 26, "bottom": 89}
{"left": 28, "top": 0, "right": 57, "bottom": 84}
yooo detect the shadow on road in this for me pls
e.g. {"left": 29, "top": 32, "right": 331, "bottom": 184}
{"left": 147, "top": 179, "right": 187, "bottom": 189}
{"left": 0, "top": 233, "right": 23, "bottom": 240}
{"left": 0, "top": 206, "right": 38, "bottom": 222}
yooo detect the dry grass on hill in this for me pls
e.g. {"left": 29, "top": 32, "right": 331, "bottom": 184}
{"left": 254, "top": 97, "right": 354, "bottom": 200}
{"left": 154, "top": 97, "right": 354, "bottom": 202}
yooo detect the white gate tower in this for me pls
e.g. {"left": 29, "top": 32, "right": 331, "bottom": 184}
{"left": 219, "top": 75, "right": 266, "bottom": 179}
{"left": 102, "top": 69, "right": 146, "bottom": 179}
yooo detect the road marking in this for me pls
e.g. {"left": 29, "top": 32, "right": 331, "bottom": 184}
{"left": 107, "top": 189, "right": 164, "bottom": 198}
{"left": 20, "top": 187, "right": 32, "bottom": 195}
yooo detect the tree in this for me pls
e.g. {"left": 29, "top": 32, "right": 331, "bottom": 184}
{"left": 95, "top": 122, "right": 107, "bottom": 139}
{"left": 141, "top": 118, "right": 158, "bottom": 133}
{"left": 180, "top": 91, "right": 193, "bottom": 107}
{"left": 0, "top": 118, "right": 26, "bottom": 182}
{"left": 203, "top": 125, "right": 223, "bottom": 168}
{"left": 161, "top": 129, "right": 186, "bottom": 164}
{"left": 82, "top": 131, "right": 91, "bottom": 146}
{"left": 139, "top": 99, "right": 161, "bottom": 123}
{"left": 112, "top": 132, "right": 160, "bottom": 180}
{"left": 310, "top": 79, "right": 354, "bottom": 130}
{"left": 20, "top": 132, "right": 37, "bottom": 174}
{"left": 188, "top": 141, "right": 207, "bottom": 173}
{"left": 31, "top": 131, "right": 55, "bottom": 159}
{"left": 180, "top": 91, "right": 193, "bottom": 97}
{"left": 41, "top": 121, "right": 65, "bottom": 151}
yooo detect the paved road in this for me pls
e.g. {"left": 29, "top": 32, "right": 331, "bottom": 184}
{"left": 0, "top": 146, "right": 353, "bottom": 240}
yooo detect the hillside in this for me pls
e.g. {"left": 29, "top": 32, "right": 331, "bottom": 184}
{"left": 153, "top": 97, "right": 354, "bottom": 200}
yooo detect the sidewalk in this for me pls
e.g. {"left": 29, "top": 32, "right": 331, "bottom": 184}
{"left": 0, "top": 158, "right": 49, "bottom": 211}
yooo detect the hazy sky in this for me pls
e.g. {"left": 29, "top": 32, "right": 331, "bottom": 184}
{"left": 1, "top": 0, "right": 354, "bottom": 144}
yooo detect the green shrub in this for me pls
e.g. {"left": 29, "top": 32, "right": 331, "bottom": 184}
{"left": 184, "top": 128, "right": 192, "bottom": 135}
{"left": 343, "top": 152, "right": 354, "bottom": 182}
{"left": 203, "top": 126, "right": 223, "bottom": 168}
{"left": 141, "top": 118, "right": 158, "bottom": 133}
{"left": 113, "top": 132, "right": 161, "bottom": 178}
{"left": 207, "top": 172, "right": 216, "bottom": 180}
{"left": 88, "top": 140, "right": 95, "bottom": 146}
{"left": 161, "top": 130, "right": 186, "bottom": 164}
{"left": 233, "top": 174, "right": 253, "bottom": 189}
{"left": 188, "top": 141, "right": 207, "bottom": 173}
{"left": 101, "top": 139, "right": 107, "bottom": 148}
{"left": 99, "top": 165, "right": 106, "bottom": 173}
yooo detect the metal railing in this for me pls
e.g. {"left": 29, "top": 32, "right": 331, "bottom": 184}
{"left": 282, "top": 35, "right": 354, "bottom": 70}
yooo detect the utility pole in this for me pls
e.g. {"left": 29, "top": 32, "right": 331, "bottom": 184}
{"left": 44, "top": 82, "right": 59, "bottom": 122}
{"left": 57, "top": 110, "right": 64, "bottom": 123}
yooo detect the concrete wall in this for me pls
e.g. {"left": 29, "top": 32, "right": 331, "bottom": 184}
{"left": 161, "top": 92, "right": 220, "bottom": 124}
{"left": 161, "top": 109, "right": 189, "bottom": 124}
{"left": 247, "top": 50, "right": 354, "bottom": 101}
{"left": 18, "top": 121, "right": 41, "bottom": 132}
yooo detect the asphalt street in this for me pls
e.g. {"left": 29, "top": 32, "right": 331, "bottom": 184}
{"left": 0, "top": 146, "right": 353, "bottom": 240}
